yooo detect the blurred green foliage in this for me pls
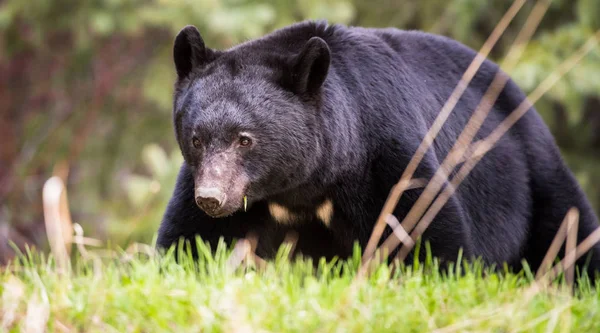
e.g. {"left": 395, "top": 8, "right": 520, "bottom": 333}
{"left": 1, "top": 0, "right": 599, "bottom": 254}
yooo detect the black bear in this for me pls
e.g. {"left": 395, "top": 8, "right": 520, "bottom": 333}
{"left": 156, "top": 20, "right": 600, "bottom": 273}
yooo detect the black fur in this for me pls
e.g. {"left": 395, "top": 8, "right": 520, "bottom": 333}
{"left": 157, "top": 21, "right": 600, "bottom": 274}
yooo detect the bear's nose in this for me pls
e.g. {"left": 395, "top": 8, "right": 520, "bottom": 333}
{"left": 195, "top": 187, "right": 227, "bottom": 214}
{"left": 196, "top": 196, "right": 221, "bottom": 213}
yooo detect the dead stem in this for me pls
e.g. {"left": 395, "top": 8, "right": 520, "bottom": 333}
{"left": 361, "top": 0, "right": 527, "bottom": 264}
{"left": 535, "top": 208, "right": 579, "bottom": 280}
{"left": 393, "top": 32, "right": 599, "bottom": 263}
{"left": 382, "top": 0, "right": 552, "bottom": 257}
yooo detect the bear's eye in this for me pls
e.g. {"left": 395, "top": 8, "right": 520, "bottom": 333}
{"left": 192, "top": 137, "right": 202, "bottom": 149}
{"left": 239, "top": 136, "right": 252, "bottom": 147}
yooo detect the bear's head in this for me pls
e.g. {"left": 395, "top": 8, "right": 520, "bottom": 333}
{"left": 171, "top": 25, "right": 331, "bottom": 217}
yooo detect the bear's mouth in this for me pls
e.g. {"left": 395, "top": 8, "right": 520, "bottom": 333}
{"left": 206, "top": 211, "right": 234, "bottom": 218}
{"left": 200, "top": 190, "right": 250, "bottom": 219}
{"left": 198, "top": 202, "right": 238, "bottom": 218}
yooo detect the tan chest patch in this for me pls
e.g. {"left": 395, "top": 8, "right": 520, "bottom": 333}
{"left": 268, "top": 203, "right": 298, "bottom": 225}
{"left": 268, "top": 199, "right": 334, "bottom": 227}
{"left": 316, "top": 199, "right": 334, "bottom": 227}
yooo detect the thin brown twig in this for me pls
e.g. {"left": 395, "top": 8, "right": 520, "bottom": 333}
{"left": 360, "top": 0, "right": 527, "bottom": 264}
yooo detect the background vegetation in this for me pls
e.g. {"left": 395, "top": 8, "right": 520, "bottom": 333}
{"left": 1, "top": 0, "right": 599, "bottom": 263}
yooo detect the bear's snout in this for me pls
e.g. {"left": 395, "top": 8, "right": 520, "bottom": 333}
{"left": 195, "top": 187, "right": 227, "bottom": 216}
{"left": 192, "top": 149, "right": 250, "bottom": 217}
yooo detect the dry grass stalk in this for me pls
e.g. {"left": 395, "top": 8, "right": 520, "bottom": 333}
{"left": 540, "top": 225, "right": 600, "bottom": 284}
{"left": 376, "top": 0, "right": 553, "bottom": 263}
{"left": 1, "top": 276, "right": 26, "bottom": 330}
{"left": 458, "top": 33, "right": 599, "bottom": 274}
{"left": 42, "top": 176, "right": 74, "bottom": 272}
{"left": 384, "top": 71, "right": 511, "bottom": 253}
{"left": 72, "top": 223, "right": 104, "bottom": 280}
{"left": 23, "top": 293, "right": 50, "bottom": 333}
{"left": 72, "top": 223, "right": 103, "bottom": 259}
{"left": 53, "top": 320, "right": 73, "bottom": 333}
{"left": 386, "top": 214, "right": 415, "bottom": 248}
{"left": 383, "top": 0, "right": 552, "bottom": 253}
{"left": 392, "top": 31, "right": 600, "bottom": 263}
{"left": 564, "top": 210, "right": 579, "bottom": 287}
{"left": 361, "top": 0, "right": 527, "bottom": 264}
{"left": 246, "top": 232, "right": 259, "bottom": 254}
{"left": 479, "top": 32, "right": 599, "bottom": 147}
{"left": 406, "top": 178, "right": 428, "bottom": 190}
{"left": 227, "top": 239, "right": 252, "bottom": 272}
{"left": 245, "top": 233, "right": 268, "bottom": 270}
{"left": 226, "top": 232, "right": 269, "bottom": 271}
{"left": 359, "top": 214, "right": 416, "bottom": 277}
{"left": 124, "top": 242, "right": 157, "bottom": 261}
{"left": 248, "top": 253, "right": 268, "bottom": 270}
{"left": 535, "top": 208, "right": 579, "bottom": 280}
{"left": 282, "top": 231, "right": 299, "bottom": 260}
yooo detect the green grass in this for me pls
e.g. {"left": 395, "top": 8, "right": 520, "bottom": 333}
{"left": 2, "top": 240, "right": 600, "bottom": 332}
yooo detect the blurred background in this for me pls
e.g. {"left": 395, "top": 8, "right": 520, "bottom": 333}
{"left": 1, "top": 0, "right": 599, "bottom": 263}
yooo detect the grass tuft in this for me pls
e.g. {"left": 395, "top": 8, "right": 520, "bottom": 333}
{"left": 2, "top": 241, "right": 600, "bottom": 332}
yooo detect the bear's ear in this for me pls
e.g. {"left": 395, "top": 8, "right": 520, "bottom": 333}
{"left": 173, "top": 25, "right": 215, "bottom": 79}
{"left": 290, "top": 37, "right": 331, "bottom": 94}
